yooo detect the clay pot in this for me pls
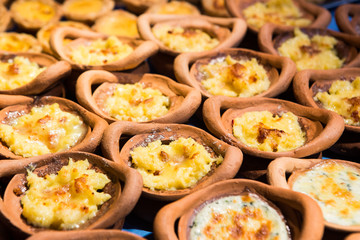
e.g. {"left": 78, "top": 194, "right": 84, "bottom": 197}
{"left": 202, "top": 96, "right": 344, "bottom": 159}
{"left": 0, "top": 95, "right": 108, "bottom": 159}
{"left": 0, "top": 4, "right": 11, "bottom": 32}
{"left": 76, "top": 70, "right": 202, "bottom": 124}
{"left": 335, "top": 4, "right": 360, "bottom": 36}
{"left": 174, "top": 48, "right": 296, "bottom": 99}
{"left": 101, "top": 122, "right": 243, "bottom": 201}
{"left": 225, "top": 0, "right": 331, "bottom": 33}
{"left": 268, "top": 157, "right": 360, "bottom": 232}
{"left": 0, "top": 151, "right": 143, "bottom": 236}
{"left": 201, "top": 0, "right": 229, "bottom": 17}
{"left": 154, "top": 178, "right": 324, "bottom": 240}
{"left": 345, "top": 233, "right": 360, "bottom": 240}
{"left": 121, "top": 0, "right": 167, "bottom": 15}
{"left": 49, "top": 27, "right": 159, "bottom": 71}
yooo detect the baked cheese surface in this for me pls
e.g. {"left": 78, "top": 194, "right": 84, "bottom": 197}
{"left": 13, "top": 0, "right": 55, "bottom": 22}
{"left": 66, "top": 0, "right": 103, "bottom": 14}
{"left": 0, "top": 34, "right": 34, "bottom": 52}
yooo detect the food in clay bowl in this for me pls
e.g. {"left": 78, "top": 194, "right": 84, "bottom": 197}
{"left": 0, "top": 32, "right": 42, "bottom": 53}
{"left": 335, "top": 4, "right": 360, "bottom": 36}
{"left": 201, "top": 0, "right": 229, "bottom": 17}
{"left": 0, "top": 4, "right": 12, "bottom": 32}
{"left": 174, "top": 48, "right": 296, "bottom": 99}
{"left": 0, "top": 96, "right": 108, "bottom": 159}
{"left": 145, "top": 1, "right": 201, "bottom": 15}
{"left": 76, "top": 70, "right": 201, "bottom": 124}
{"left": 154, "top": 179, "right": 324, "bottom": 240}
{"left": 268, "top": 157, "right": 360, "bottom": 232}
{"left": 0, "top": 151, "right": 143, "bottom": 237}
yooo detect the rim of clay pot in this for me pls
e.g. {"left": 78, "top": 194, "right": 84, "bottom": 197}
{"left": 0, "top": 52, "right": 71, "bottom": 95}
{"left": 101, "top": 122, "right": 243, "bottom": 201}
{"left": 335, "top": 4, "right": 360, "bottom": 36}
{"left": 258, "top": 24, "right": 360, "bottom": 69}
{"left": 154, "top": 178, "right": 324, "bottom": 240}
{"left": 345, "top": 233, "right": 360, "bottom": 240}
{"left": 0, "top": 151, "right": 143, "bottom": 235}
{"left": 0, "top": 32, "right": 42, "bottom": 53}
{"left": 137, "top": 14, "right": 247, "bottom": 57}
{"left": 225, "top": 0, "right": 331, "bottom": 33}
{"left": 76, "top": 70, "right": 202, "bottom": 124}
{"left": 202, "top": 96, "right": 345, "bottom": 159}
{"left": 0, "top": 95, "right": 108, "bottom": 159}
{"left": 174, "top": 48, "right": 296, "bottom": 99}
{"left": 201, "top": 0, "right": 230, "bottom": 17}
{"left": 49, "top": 27, "right": 159, "bottom": 71}
{"left": 293, "top": 68, "right": 360, "bottom": 133}
{"left": 268, "top": 157, "right": 360, "bottom": 232}
{"left": 121, "top": 0, "right": 167, "bottom": 15}
{"left": 145, "top": 1, "right": 201, "bottom": 15}
{"left": 0, "top": 4, "right": 11, "bottom": 32}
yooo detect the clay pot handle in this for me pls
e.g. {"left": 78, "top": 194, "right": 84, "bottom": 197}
{"left": 335, "top": 4, "right": 359, "bottom": 35}
{"left": 137, "top": 14, "right": 159, "bottom": 43}
{"left": 258, "top": 23, "right": 280, "bottom": 55}
{"left": 298, "top": 0, "right": 331, "bottom": 28}
{"left": 0, "top": 94, "right": 33, "bottom": 109}
{"left": 292, "top": 70, "right": 314, "bottom": 107}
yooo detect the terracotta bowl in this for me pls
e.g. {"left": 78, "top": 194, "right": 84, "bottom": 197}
{"left": 0, "top": 4, "right": 11, "bottom": 32}
{"left": 174, "top": 48, "right": 296, "bottom": 99}
{"left": 121, "top": 0, "right": 167, "bottom": 15}
{"left": 0, "top": 95, "right": 108, "bottom": 159}
{"left": 345, "top": 233, "right": 360, "bottom": 240}
{"left": 335, "top": 4, "right": 360, "bottom": 36}
{"left": 201, "top": 0, "right": 229, "bottom": 17}
{"left": 0, "top": 151, "right": 143, "bottom": 236}
{"left": 268, "top": 157, "right": 360, "bottom": 232}
{"left": 49, "top": 27, "right": 159, "bottom": 71}
{"left": 202, "top": 96, "right": 344, "bottom": 159}
{"left": 258, "top": 24, "right": 360, "bottom": 69}
{"left": 101, "top": 122, "right": 243, "bottom": 201}
{"left": 76, "top": 70, "right": 202, "bottom": 124}
{"left": 225, "top": 0, "right": 331, "bottom": 33}
{"left": 154, "top": 178, "right": 324, "bottom": 240}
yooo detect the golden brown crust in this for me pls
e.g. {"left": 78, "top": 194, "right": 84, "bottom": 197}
{"left": 145, "top": 1, "right": 200, "bottom": 15}
{"left": 0, "top": 4, "right": 11, "bottom": 32}
{"left": 0, "top": 32, "right": 42, "bottom": 53}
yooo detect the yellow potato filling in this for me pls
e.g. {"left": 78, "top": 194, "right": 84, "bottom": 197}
{"left": 233, "top": 111, "right": 306, "bottom": 152}
{"left": 95, "top": 15, "right": 138, "bottom": 38}
{"left": 243, "top": 0, "right": 311, "bottom": 30}
{"left": 200, "top": 56, "right": 270, "bottom": 97}
{"left": 21, "top": 159, "right": 111, "bottom": 230}
{"left": 130, "top": 137, "right": 223, "bottom": 191}
{"left": 153, "top": 25, "right": 219, "bottom": 52}
{"left": 155, "top": 1, "right": 197, "bottom": 15}
{"left": 314, "top": 78, "right": 360, "bottom": 126}
{"left": 66, "top": 0, "right": 103, "bottom": 14}
{"left": 13, "top": 1, "right": 55, "bottom": 22}
{"left": 0, "top": 34, "right": 33, "bottom": 52}
{"left": 278, "top": 28, "right": 344, "bottom": 71}
{"left": 69, "top": 36, "right": 133, "bottom": 65}
{"left": 0, "top": 56, "right": 46, "bottom": 90}
{"left": 103, "top": 82, "right": 170, "bottom": 122}
{"left": 0, "top": 103, "right": 87, "bottom": 157}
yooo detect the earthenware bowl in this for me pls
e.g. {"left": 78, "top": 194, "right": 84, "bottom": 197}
{"left": 145, "top": 1, "right": 200, "bottom": 15}
{"left": 201, "top": 0, "right": 229, "bottom": 17}
{"left": 0, "top": 4, "right": 11, "bottom": 32}
{"left": 154, "top": 178, "right": 324, "bottom": 240}
{"left": 268, "top": 157, "right": 360, "bottom": 232}
{"left": 174, "top": 48, "right": 296, "bottom": 99}
{"left": 76, "top": 70, "right": 201, "bottom": 124}
{"left": 203, "top": 96, "right": 344, "bottom": 159}
{"left": 0, "top": 96, "right": 108, "bottom": 159}
{"left": 335, "top": 4, "right": 360, "bottom": 36}
{"left": 345, "top": 233, "right": 360, "bottom": 240}
{"left": 121, "top": 0, "right": 167, "bottom": 14}
{"left": 101, "top": 122, "right": 243, "bottom": 201}
{"left": 50, "top": 27, "right": 158, "bottom": 71}
{"left": 0, "top": 151, "right": 143, "bottom": 236}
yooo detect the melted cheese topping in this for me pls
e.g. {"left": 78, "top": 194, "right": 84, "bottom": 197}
{"left": 93, "top": 12, "right": 138, "bottom": 38}
{"left": 130, "top": 137, "right": 223, "bottom": 191}
{"left": 12, "top": 1, "right": 55, "bottom": 22}
{"left": 0, "top": 34, "right": 36, "bottom": 52}
{"left": 189, "top": 193, "right": 290, "bottom": 240}
{"left": 0, "top": 56, "right": 46, "bottom": 90}
{"left": 292, "top": 161, "right": 360, "bottom": 226}
{"left": 278, "top": 28, "right": 344, "bottom": 71}
{"left": 21, "top": 159, "right": 111, "bottom": 229}
{"left": 102, "top": 82, "right": 170, "bottom": 122}
{"left": 243, "top": 0, "right": 311, "bottom": 30}
{"left": 314, "top": 78, "right": 360, "bottom": 126}
{"left": 69, "top": 36, "right": 133, "bottom": 65}
{"left": 0, "top": 103, "right": 87, "bottom": 157}
{"left": 66, "top": 0, "right": 103, "bottom": 14}
{"left": 153, "top": 25, "right": 219, "bottom": 52}
{"left": 153, "top": 1, "right": 198, "bottom": 15}
{"left": 233, "top": 111, "right": 306, "bottom": 152}
{"left": 200, "top": 55, "right": 270, "bottom": 97}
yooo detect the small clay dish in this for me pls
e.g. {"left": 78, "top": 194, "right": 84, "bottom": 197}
{"left": 225, "top": 0, "right": 331, "bottom": 33}
{"left": 335, "top": 4, "right": 360, "bottom": 36}
{"left": 50, "top": 27, "right": 159, "bottom": 71}
{"left": 0, "top": 52, "right": 71, "bottom": 96}
{"left": 202, "top": 96, "right": 344, "bottom": 159}
{"left": 145, "top": 1, "right": 201, "bottom": 15}
{"left": 268, "top": 157, "right": 360, "bottom": 232}
{"left": 0, "top": 151, "right": 143, "bottom": 236}
{"left": 0, "top": 32, "right": 42, "bottom": 53}
{"left": 174, "top": 48, "right": 296, "bottom": 99}
{"left": 101, "top": 122, "right": 243, "bottom": 201}
{"left": 0, "top": 96, "right": 108, "bottom": 159}
{"left": 76, "top": 70, "right": 202, "bottom": 124}
{"left": 121, "top": 0, "right": 167, "bottom": 15}
{"left": 345, "top": 233, "right": 360, "bottom": 240}
{"left": 201, "top": 0, "right": 229, "bottom": 17}
{"left": 0, "top": 4, "right": 11, "bottom": 32}
{"left": 154, "top": 178, "right": 324, "bottom": 240}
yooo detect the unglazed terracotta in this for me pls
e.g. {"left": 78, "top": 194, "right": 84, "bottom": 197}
{"left": 268, "top": 157, "right": 360, "bottom": 232}
{"left": 202, "top": 96, "right": 344, "bottom": 159}
{"left": 121, "top": 0, "right": 167, "bottom": 14}
{"left": 145, "top": 1, "right": 200, "bottom": 15}
{"left": 0, "top": 32, "right": 42, "bottom": 53}
{"left": 174, "top": 48, "right": 296, "bottom": 99}
{"left": 225, "top": 0, "right": 331, "bottom": 32}
{"left": 76, "top": 70, "right": 202, "bottom": 124}
{"left": 0, "top": 4, "right": 11, "bottom": 32}
{"left": 154, "top": 178, "right": 324, "bottom": 240}
{"left": 0, "top": 151, "right": 143, "bottom": 236}
{"left": 50, "top": 27, "right": 159, "bottom": 71}
{"left": 335, "top": 4, "right": 360, "bottom": 36}
{"left": 201, "top": 0, "right": 229, "bottom": 17}
{"left": 101, "top": 122, "right": 243, "bottom": 201}
{"left": 0, "top": 96, "right": 108, "bottom": 159}
{"left": 345, "top": 233, "right": 360, "bottom": 240}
